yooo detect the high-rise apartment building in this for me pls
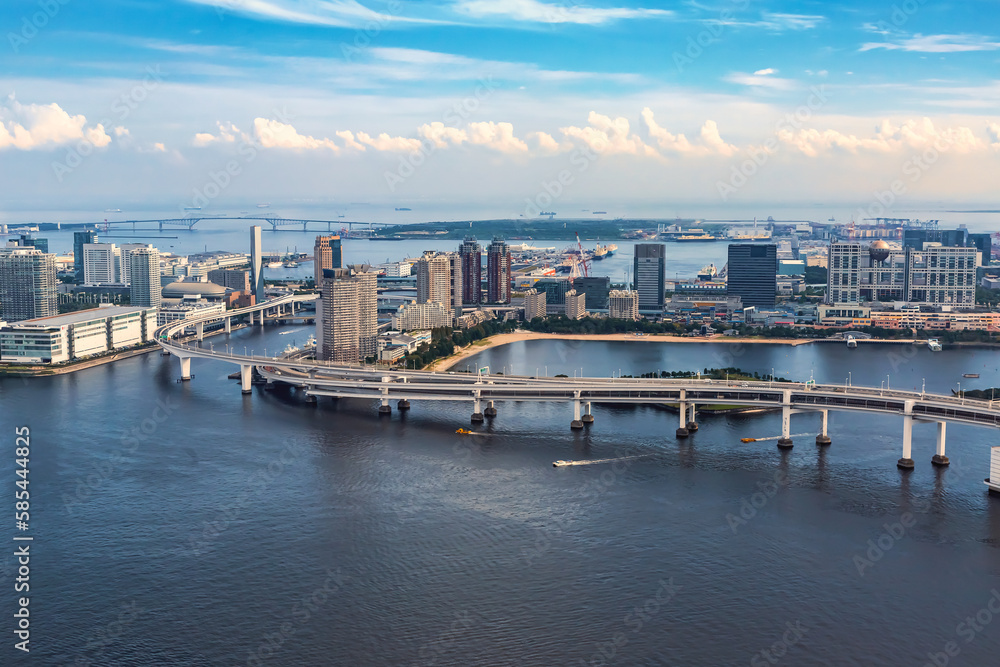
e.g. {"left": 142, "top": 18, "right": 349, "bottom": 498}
{"left": 524, "top": 288, "right": 547, "bottom": 321}
{"left": 250, "top": 226, "right": 264, "bottom": 302}
{"left": 633, "top": 244, "right": 665, "bottom": 311}
{"left": 317, "top": 265, "right": 378, "bottom": 363}
{"left": 448, "top": 253, "right": 463, "bottom": 317}
{"left": 487, "top": 237, "right": 511, "bottom": 304}
{"left": 128, "top": 247, "right": 162, "bottom": 308}
{"left": 565, "top": 289, "right": 586, "bottom": 320}
{"left": 459, "top": 237, "right": 482, "bottom": 305}
{"left": 0, "top": 247, "right": 58, "bottom": 322}
{"left": 726, "top": 244, "right": 777, "bottom": 310}
{"left": 120, "top": 243, "right": 155, "bottom": 285}
{"left": 416, "top": 252, "right": 453, "bottom": 306}
{"left": 83, "top": 243, "right": 122, "bottom": 285}
{"left": 608, "top": 289, "right": 639, "bottom": 320}
{"left": 313, "top": 235, "right": 342, "bottom": 285}
{"left": 74, "top": 230, "right": 98, "bottom": 280}
{"left": 827, "top": 242, "right": 977, "bottom": 309}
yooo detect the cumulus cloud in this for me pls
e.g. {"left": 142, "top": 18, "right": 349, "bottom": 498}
{"left": 193, "top": 121, "right": 243, "bottom": 146}
{"left": 465, "top": 121, "right": 528, "bottom": 153}
{"left": 0, "top": 95, "right": 113, "bottom": 151}
{"left": 560, "top": 111, "right": 658, "bottom": 156}
{"left": 335, "top": 130, "right": 366, "bottom": 151}
{"left": 354, "top": 131, "right": 422, "bottom": 152}
{"left": 417, "top": 122, "right": 468, "bottom": 149}
{"left": 527, "top": 130, "right": 562, "bottom": 153}
{"left": 753, "top": 68, "right": 777, "bottom": 76}
{"left": 640, "top": 108, "right": 736, "bottom": 156}
{"left": 776, "top": 118, "right": 984, "bottom": 156}
{"left": 253, "top": 118, "right": 339, "bottom": 151}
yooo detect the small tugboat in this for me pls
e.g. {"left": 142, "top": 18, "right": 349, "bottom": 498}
{"left": 553, "top": 460, "right": 570, "bottom": 467}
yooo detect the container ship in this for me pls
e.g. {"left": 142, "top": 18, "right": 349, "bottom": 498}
{"left": 676, "top": 234, "right": 719, "bottom": 242}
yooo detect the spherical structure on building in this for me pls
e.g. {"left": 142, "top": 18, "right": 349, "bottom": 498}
{"left": 161, "top": 280, "right": 228, "bottom": 300}
{"left": 869, "top": 240, "right": 891, "bottom": 263}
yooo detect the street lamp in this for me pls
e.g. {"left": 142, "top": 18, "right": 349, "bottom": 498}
{"left": 886, "top": 374, "right": 890, "bottom": 391}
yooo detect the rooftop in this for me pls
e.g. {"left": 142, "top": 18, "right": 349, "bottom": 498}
{"left": 3, "top": 306, "right": 153, "bottom": 328}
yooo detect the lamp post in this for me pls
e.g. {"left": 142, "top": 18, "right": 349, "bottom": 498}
{"left": 848, "top": 371, "right": 852, "bottom": 387}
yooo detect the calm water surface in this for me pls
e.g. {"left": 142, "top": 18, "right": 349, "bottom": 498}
{"left": 2, "top": 331, "right": 1000, "bottom": 665}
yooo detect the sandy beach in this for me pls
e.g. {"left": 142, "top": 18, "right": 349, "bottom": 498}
{"left": 430, "top": 332, "right": 815, "bottom": 372}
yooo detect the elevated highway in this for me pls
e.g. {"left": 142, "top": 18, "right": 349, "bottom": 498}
{"left": 156, "top": 295, "right": 1000, "bottom": 478}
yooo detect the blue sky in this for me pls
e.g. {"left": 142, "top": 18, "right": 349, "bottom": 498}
{"left": 2, "top": 0, "right": 999, "bottom": 212}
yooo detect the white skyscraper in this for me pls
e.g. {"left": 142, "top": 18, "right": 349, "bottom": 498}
{"left": 250, "top": 225, "right": 263, "bottom": 302}
{"left": 83, "top": 243, "right": 122, "bottom": 285}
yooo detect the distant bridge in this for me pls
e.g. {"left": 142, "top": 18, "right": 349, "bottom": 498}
{"left": 90, "top": 216, "right": 395, "bottom": 233}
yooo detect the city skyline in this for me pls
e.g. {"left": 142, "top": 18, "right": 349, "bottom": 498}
{"left": 2, "top": 1, "right": 1000, "bottom": 210}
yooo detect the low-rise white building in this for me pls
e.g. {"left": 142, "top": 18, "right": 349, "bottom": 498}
{"left": 0, "top": 305, "right": 157, "bottom": 364}
{"left": 156, "top": 297, "right": 227, "bottom": 326}
{"left": 391, "top": 301, "right": 452, "bottom": 331}
{"left": 377, "top": 261, "right": 412, "bottom": 278}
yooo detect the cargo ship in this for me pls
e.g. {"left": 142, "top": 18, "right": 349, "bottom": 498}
{"left": 676, "top": 234, "right": 719, "bottom": 242}
{"left": 592, "top": 243, "right": 618, "bottom": 259}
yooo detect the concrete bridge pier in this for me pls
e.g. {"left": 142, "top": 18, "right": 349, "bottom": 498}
{"left": 471, "top": 393, "right": 484, "bottom": 423}
{"left": 195, "top": 321, "right": 204, "bottom": 342}
{"left": 224, "top": 317, "right": 231, "bottom": 334}
{"left": 777, "top": 391, "right": 793, "bottom": 449}
{"left": 240, "top": 364, "right": 252, "bottom": 394}
{"left": 379, "top": 379, "right": 392, "bottom": 415}
{"left": 581, "top": 401, "right": 594, "bottom": 424}
{"left": 898, "top": 401, "right": 915, "bottom": 469}
{"left": 304, "top": 391, "right": 317, "bottom": 405}
{"left": 484, "top": 401, "right": 497, "bottom": 418}
{"left": 931, "top": 421, "right": 950, "bottom": 466}
{"left": 571, "top": 393, "right": 584, "bottom": 429}
{"left": 178, "top": 356, "right": 192, "bottom": 381}
{"left": 676, "top": 391, "right": 690, "bottom": 438}
{"left": 398, "top": 399, "right": 411, "bottom": 411}
{"left": 686, "top": 403, "right": 698, "bottom": 432}
{"left": 816, "top": 410, "right": 831, "bottom": 446}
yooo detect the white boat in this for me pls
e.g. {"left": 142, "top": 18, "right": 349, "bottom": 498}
{"left": 267, "top": 261, "right": 283, "bottom": 268}
{"left": 846, "top": 335, "right": 857, "bottom": 349}
{"left": 284, "top": 261, "right": 299, "bottom": 268}
{"left": 553, "top": 460, "right": 570, "bottom": 467}
{"left": 927, "top": 339, "right": 942, "bottom": 351}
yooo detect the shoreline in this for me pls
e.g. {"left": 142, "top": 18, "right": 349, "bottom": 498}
{"left": 431, "top": 332, "right": 817, "bottom": 372}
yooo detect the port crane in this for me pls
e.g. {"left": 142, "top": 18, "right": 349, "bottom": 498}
{"left": 574, "top": 232, "right": 590, "bottom": 278}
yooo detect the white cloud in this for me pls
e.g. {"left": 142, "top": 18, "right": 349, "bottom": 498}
{"left": 776, "top": 117, "right": 985, "bottom": 156}
{"left": 717, "top": 12, "right": 824, "bottom": 31}
{"left": 153, "top": 142, "right": 167, "bottom": 152}
{"left": 860, "top": 33, "right": 1000, "bottom": 53}
{"left": 192, "top": 121, "right": 242, "bottom": 146}
{"left": 418, "top": 122, "right": 468, "bottom": 149}
{"left": 753, "top": 68, "right": 777, "bottom": 76}
{"left": 725, "top": 71, "right": 796, "bottom": 90}
{"left": 527, "top": 130, "right": 562, "bottom": 153}
{"left": 253, "top": 118, "right": 339, "bottom": 151}
{"left": 335, "top": 130, "right": 366, "bottom": 151}
{"left": 560, "top": 111, "right": 658, "bottom": 156}
{"left": 354, "top": 131, "right": 422, "bottom": 152}
{"left": 182, "top": 0, "right": 441, "bottom": 28}
{"left": 640, "top": 108, "right": 736, "bottom": 156}
{"left": 466, "top": 121, "right": 528, "bottom": 153}
{"left": 0, "top": 95, "right": 113, "bottom": 151}
{"left": 454, "top": 0, "right": 672, "bottom": 25}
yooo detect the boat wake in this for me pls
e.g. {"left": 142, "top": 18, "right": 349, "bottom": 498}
{"left": 553, "top": 455, "right": 648, "bottom": 467}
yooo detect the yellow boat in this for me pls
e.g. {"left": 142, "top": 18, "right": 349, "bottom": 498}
{"left": 740, "top": 438, "right": 757, "bottom": 443}
{"left": 456, "top": 428, "right": 475, "bottom": 435}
